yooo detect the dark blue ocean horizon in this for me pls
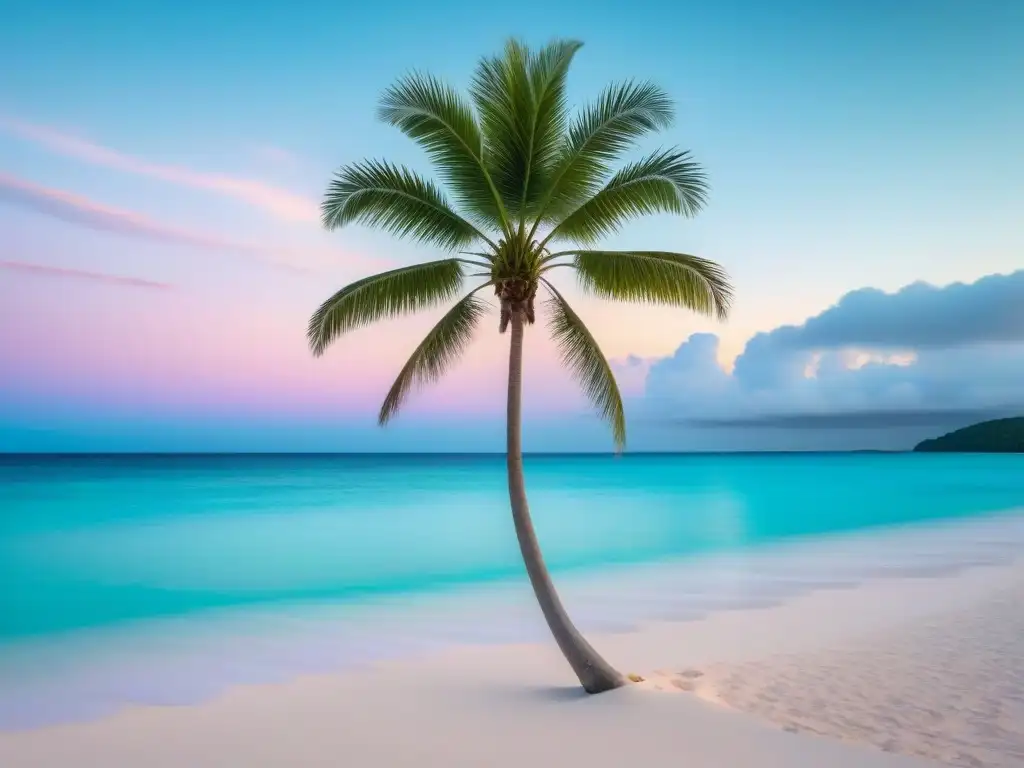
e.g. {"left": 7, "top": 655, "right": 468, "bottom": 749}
{"left": 1, "top": 450, "right": 909, "bottom": 457}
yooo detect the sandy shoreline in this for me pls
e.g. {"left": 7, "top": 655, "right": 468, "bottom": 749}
{"left": 2, "top": 556, "right": 1021, "bottom": 767}
{"left": 645, "top": 567, "right": 1024, "bottom": 767}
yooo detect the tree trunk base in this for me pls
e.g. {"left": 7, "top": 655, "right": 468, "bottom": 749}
{"left": 581, "top": 670, "right": 627, "bottom": 695}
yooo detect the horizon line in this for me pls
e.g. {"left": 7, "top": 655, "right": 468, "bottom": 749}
{"left": 0, "top": 450, "right": 908, "bottom": 458}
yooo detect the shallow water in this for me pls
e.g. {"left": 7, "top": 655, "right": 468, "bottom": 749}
{"left": 1, "top": 452, "right": 1022, "bottom": 728}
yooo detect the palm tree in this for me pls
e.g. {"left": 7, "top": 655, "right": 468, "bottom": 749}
{"left": 308, "top": 38, "right": 733, "bottom": 694}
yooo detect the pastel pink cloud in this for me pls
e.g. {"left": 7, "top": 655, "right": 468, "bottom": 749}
{"left": 0, "top": 171, "right": 378, "bottom": 274}
{"left": 0, "top": 260, "right": 172, "bottom": 290}
{"left": 0, "top": 117, "right": 319, "bottom": 222}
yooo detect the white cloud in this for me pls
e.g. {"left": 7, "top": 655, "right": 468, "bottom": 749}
{"left": 635, "top": 270, "right": 1024, "bottom": 431}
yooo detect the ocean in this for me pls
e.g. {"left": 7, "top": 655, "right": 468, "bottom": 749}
{"left": 1, "top": 452, "right": 1022, "bottom": 729}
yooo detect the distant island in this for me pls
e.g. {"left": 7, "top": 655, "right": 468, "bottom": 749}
{"left": 914, "top": 417, "right": 1024, "bottom": 453}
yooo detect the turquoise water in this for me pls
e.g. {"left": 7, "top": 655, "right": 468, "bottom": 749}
{"left": 1, "top": 452, "right": 1023, "bottom": 728}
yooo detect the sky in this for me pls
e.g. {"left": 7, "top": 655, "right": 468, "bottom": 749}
{"left": 1, "top": 0, "right": 1022, "bottom": 452}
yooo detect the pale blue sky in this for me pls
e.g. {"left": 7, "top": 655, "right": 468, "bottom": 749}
{"left": 1, "top": 0, "right": 1021, "bottom": 451}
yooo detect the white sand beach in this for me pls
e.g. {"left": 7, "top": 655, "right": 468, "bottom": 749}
{"left": 1, "top": 553, "right": 1021, "bottom": 767}
{"left": 645, "top": 563, "right": 1024, "bottom": 767}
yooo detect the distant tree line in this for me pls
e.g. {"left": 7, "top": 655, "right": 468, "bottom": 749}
{"left": 914, "top": 417, "right": 1024, "bottom": 453}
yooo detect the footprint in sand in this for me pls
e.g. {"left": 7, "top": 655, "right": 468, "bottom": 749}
{"left": 639, "top": 668, "right": 718, "bottom": 696}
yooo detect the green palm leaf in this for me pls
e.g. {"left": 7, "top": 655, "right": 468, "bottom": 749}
{"left": 570, "top": 250, "right": 732, "bottom": 320}
{"left": 379, "top": 291, "right": 490, "bottom": 424}
{"left": 308, "top": 259, "right": 464, "bottom": 356}
{"left": 322, "top": 160, "right": 486, "bottom": 248}
{"left": 544, "top": 280, "right": 626, "bottom": 450}
{"left": 545, "top": 148, "right": 708, "bottom": 245}
{"left": 470, "top": 39, "right": 582, "bottom": 220}
{"left": 538, "top": 81, "right": 674, "bottom": 224}
{"left": 378, "top": 73, "right": 508, "bottom": 229}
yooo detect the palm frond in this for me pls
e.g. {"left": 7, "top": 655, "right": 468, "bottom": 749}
{"left": 323, "top": 160, "right": 487, "bottom": 248}
{"left": 520, "top": 40, "right": 583, "bottom": 218}
{"left": 308, "top": 259, "right": 464, "bottom": 356}
{"left": 537, "top": 81, "right": 674, "bottom": 225}
{"left": 569, "top": 250, "right": 732, "bottom": 320}
{"left": 545, "top": 148, "right": 708, "bottom": 245}
{"left": 470, "top": 39, "right": 583, "bottom": 220}
{"left": 378, "top": 73, "right": 508, "bottom": 229}
{"left": 543, "top": 279, "right": 626, "bottom": 450}
{"left": 379, "top": 291, "right": 490, "bottom": 424}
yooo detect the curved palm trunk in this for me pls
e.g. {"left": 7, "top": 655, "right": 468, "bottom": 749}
{"left": 505, "top": 311, "right": 626, "bottom": 694}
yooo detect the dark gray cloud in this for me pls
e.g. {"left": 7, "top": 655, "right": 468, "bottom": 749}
{"left": 680, "top": 407, "right": 1016, "bottom": 430}
{"left": 769, "top": 271, "right": 1024, "bottom": 351}
{"left": 637, "top": 271, "right": 1024, "bottom": 446}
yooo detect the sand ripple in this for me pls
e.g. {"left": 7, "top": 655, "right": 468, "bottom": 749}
{"left": 651, "top": 580, "right": 1024, "bottom": 767}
